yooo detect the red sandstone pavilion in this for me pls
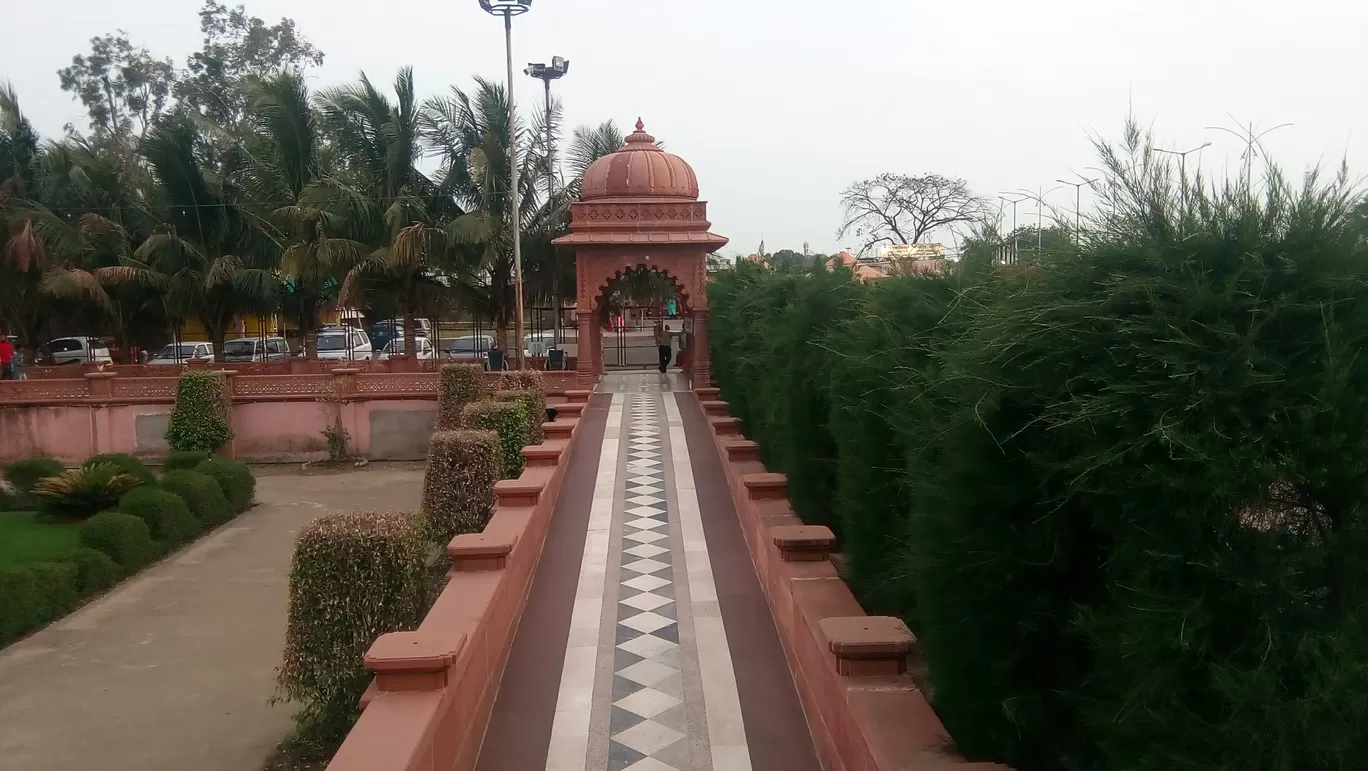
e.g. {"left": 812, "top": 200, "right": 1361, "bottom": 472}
{"left": 555, "top": 119, "right": 726, "bottom": 390}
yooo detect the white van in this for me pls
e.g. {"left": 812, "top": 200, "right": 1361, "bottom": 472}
{"left": 47, "top": 337, "right": 113, "bottom": 365}
{"left": 314, "top": 327, "right": 373, "bottom": 360}
{"left": 221, "top": 337, "right": 290, "bottom": 363}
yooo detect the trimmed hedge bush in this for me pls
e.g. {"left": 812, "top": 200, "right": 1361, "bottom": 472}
{"left": 3, "top": 457, "right": 65, "bottom": 506}
{"left": 31, "top": 462, "right": 143, "bottom": 521}
{"left": 0, "top": 561, "right": 80, "bottom": 642}
{"left": 277, "top": 512, "right": 428, "bottom": 744}
{"left": 421, "top": 430, "right": 500, "bottom": 543}
{"left": 164, "top": 450, "right": 212, "bottom": 472}
{"left": 85, "top": 453, "right": 157, "bottom": 486}
{"left": 436, "top": 363, "right": 486, "bottom": 430}
{"left": 166, "top": 370, "right": 233, "bottom": 452}
{"left": 68, "top": 547, "right": 121, "bottom": 593}
{"left": 501, "top": 369, "right": 546, "bottom": 442}
{"left": 0, "top": 479, "right": 19, "bottom": 511}
{"left": 79, "top": 511, "right": 154, "bottom": 568}
{"left": 194, "top": 457, "right": 256, "bottom": 513}
{"left": 160, "top": 469, "right": 232, "bottom": 527}
{"left": 493, "top": 387, "right": 544, "bottom": 446}
{"left": 118, "top": 485, "right": 200, "bottom": 545}
{"left": 462, "top": 400, "right": 530, "bottom": 479}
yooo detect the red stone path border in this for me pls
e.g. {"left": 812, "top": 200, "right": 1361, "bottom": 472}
{"left": 325, "top": 389, "right": 593, "bottom": 771}
{"left": 694, "top": 389, "right": 1014, "bottom": 771}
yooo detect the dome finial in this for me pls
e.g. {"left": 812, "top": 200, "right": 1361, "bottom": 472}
{"left": 635, "top": 117, "right": 645, "bottom": 132}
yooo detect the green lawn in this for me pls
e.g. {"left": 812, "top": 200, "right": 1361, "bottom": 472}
{"left": 0, "top": 511, "right": 82, "bottom": 568}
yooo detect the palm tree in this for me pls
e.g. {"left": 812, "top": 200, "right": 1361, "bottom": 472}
{"left": 323, "top": 68, "right": 452, "bottom": 357}
{"left": 236, "top": 71, "right": 368, "bottom": 357}
{"left": 101, "top": 116, "right": 278, "bottom": 354}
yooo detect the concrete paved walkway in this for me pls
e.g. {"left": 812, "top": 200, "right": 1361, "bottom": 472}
{"left": 0, "top": 465, "right": 423, "bottom": 771}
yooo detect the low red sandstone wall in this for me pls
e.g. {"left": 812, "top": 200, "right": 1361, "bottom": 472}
{"left": 0, "top": 369, "right": 580, "bottom": 464}
{"left": 695, "top": 391, "right": 1012, "bottom": 771}
{"left": 325, "top": 389, "right": 593, "bottom": 771}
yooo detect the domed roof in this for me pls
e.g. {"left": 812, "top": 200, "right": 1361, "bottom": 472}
{"left": 579, "top": 119, "right": 699, "bottom": 201}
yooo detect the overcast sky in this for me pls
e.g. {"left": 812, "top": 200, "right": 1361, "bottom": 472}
{"left": 4, "top": 0, "right": 1366, "bottom": 256}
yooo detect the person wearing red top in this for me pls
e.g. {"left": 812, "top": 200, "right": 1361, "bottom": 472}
{"left": 0, "top": 334, "right": 14, "bottom": 380}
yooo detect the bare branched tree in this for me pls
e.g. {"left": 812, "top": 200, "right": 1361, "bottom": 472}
{"left": 837, "top": 173, "right": 988, "bottom": 254}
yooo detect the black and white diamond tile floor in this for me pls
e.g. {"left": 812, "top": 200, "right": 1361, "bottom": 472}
{"left": 607, "top": 394, "right": 693, "bottom": 771}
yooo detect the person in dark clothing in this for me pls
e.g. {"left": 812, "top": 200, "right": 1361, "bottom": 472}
{"left": 655, "top": 323, "right": 673, "bottom": 373}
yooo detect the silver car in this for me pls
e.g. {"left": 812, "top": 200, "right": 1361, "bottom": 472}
{"left": 148, "top": 341, "right": 215, "bottom": 365}
{"left": 221, "top": 337, "right": 290, "bottom": 363}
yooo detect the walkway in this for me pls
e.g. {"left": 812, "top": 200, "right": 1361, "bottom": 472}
{"left": 478, "top": 372, "right": 820, "bottom": 771}
{"left": 0, "top": 465, "right": 425, "bottom": 771}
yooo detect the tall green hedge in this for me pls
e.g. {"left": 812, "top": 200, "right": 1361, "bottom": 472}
{"left": 277, "top": 512, "right": 428, "bottom": 745}
{"left": 436, "top": 364, "right": 486, "bottom": 430}
{"left": 493, "top": 388, "right": 544, "bottom": 446}
{"left": 166, "top": 370, "right": 233, "bottom": 452}
{"left": 707, "top": 160, "right": 1368, "bottom": 770}
{"left": 462, "top": 400, "right": 530, "bottom": 479}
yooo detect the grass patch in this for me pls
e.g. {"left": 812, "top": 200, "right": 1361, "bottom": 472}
{"left": 0, "top": 512, "right": 81, "bottom": 567}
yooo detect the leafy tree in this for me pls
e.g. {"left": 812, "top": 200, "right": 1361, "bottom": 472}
{"left": 838, "top": 172, "right": 988, "bottom": 255}
{"left": 177, "top": 1, "right": 324, "bottom": 126}
{"left": 57, "top": 32, "right": 176, "bottom": 163}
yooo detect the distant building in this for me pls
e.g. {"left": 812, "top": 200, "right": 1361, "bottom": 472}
{"left": 880, "top": 242, "right": 949, "bottom": 275}
{"left": 825, "top": 251, "right": 887, "bottom": 281}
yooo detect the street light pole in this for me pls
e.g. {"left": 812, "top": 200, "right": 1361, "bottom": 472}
{"left": 1153, "top": 142, "right": 1211, "bottom": 222}
{"left": 480, "top": 0, "right": 532, "bottom": 369}
{"left": 1055, "top": 177, "right": 1097, "bottom": 241}
{"left": 998, "top": 192, "right": 1029, "bottom": 264}
{"left": 525, "top": 56, "right": 569, "bottom": 347}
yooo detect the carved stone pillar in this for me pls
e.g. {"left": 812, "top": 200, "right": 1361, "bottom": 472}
{"left": 576, "top": 310, "right": 596, "bottom": 387}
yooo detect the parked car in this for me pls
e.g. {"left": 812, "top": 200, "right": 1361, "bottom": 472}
{"left": 379, "top": 336, "right": 436, "bottom": 360}
{"left": 370, "top": 318, "right": 432, "bottom": 351}
{"left": 313, "top": 326, "right": 372, "bottom": 360}
{"left": 148, "top": 341, "right": 215, "bottom": 365}
{"left": 221, "top": 337, "right": 290, "bottom": 363}
{"left": 443, "top": 335, "right": 493, "bottom": 361}
{"left": 47, "top": 336, "right": 113, "bottom": 365}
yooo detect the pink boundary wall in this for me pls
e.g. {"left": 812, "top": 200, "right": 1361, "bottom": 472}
{"left": 0, "top": 369, "right": 579, "bottom": 464}
{"left": 696, "top": 390, "right": 1013, "bottom": 771}
{"left": 324, "top": 390, "right": 593, "bottom": 771}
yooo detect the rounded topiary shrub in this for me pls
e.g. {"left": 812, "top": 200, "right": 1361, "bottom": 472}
{"left": 462, "top": 400, "right": 530, "bottom": 479}
{"left": 436, "top": 363, "right": 487, "bottom": 430}
{"left": 3, "top": 456, "right": 65, "bottom": 497}
{"left": 159, "top": 470, "right": 231, "bottom": 527}
{"left": 68, "top": 547, "right": 121, "bottom": 593}
{"left": 164, "top": 450, "right": 212, "bottom": 472}
{"left": 278, "top": 512, "right": 428, "bottom": 744}
{"left": 79, "top": 511, "right": 154, "bottom": 569}
{"left": 166, "top": 370, "right": 233, "bottom": 453}
{"left": 421, "top": 430, "right": 501, "bottom": 543}
{"left": 85, "top": 453, "right": 156, "bottom": 486}
{"left": 118, "top": 485, "right": 200, "bottom": 545}
{"left": 194, "top": 457, "right": 255, "bottom": 513}
{"left": 494, "top": 383, "right": 545, "bottom": 445}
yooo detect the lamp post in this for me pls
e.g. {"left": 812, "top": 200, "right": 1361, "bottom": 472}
{"left": 525, "top": 55, "right": 569, "bottom": 347}
{"left": 998, "top": 192, "right": 1029, "bottom": 262}
{"left": 1152, "top": 142, "right": 1210, "bottom": 221}
{"left": 480, "top": 0, "right": 532, "bottom": 369}
{"left": 1055, "top": 177, "right": 1097, "bottom": 241}
{"left": 1017, "top": 186, "right": 1064, "bottom": 253}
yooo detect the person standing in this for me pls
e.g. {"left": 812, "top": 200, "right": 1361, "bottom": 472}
{"left": 654, "top": 322, "right": 673, "bottom": 373}
{"left": 0, "top": 333, "right": 14, "bottom": 380}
